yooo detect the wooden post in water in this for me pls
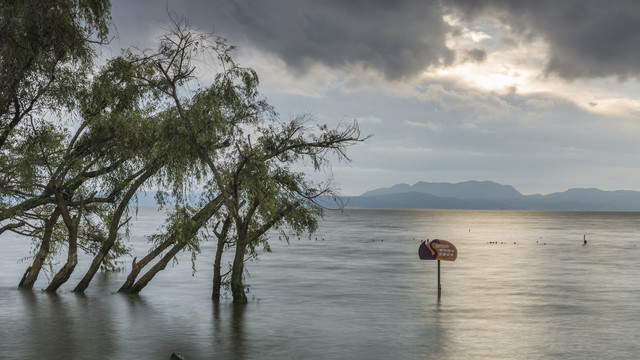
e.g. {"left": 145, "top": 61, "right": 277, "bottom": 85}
{"left": 437, "top": 260, "right": 441, "bottom": 299}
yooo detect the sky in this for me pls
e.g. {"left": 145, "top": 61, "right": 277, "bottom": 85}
{"left": 108, "top": 0, "right": 640, "bottom": 196}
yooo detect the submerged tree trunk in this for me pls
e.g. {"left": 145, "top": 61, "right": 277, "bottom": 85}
{"left": 44, "top": 225, "right": 78, "bottom": 292}
{"left": 230, "top": 237, "right": 247, "bottom": 304}
{"left": 123, "top": 242, "right": 187, "bottom": 294}
{"left": 212, "top": 215, "right": 232, "bottom": 302}
{"left": 74, "top": 168, "right": 155, "bottom": 293}
{"left": 18, "top": 209, "right": 61, "bottom": 289}
{"left": 227, "top": 202, "right": 295, "bottom": 303}
{"left": 119, "top": 196, "right": 223, "bottom": 293}
{"left": 212, "top": 238, "right": 226, "bottom": 302}
{"left": 118, "top": 238, "right": 174, "bottom": 293}
{"left": 45, "top": 194, "right": 82, "bottom": 292}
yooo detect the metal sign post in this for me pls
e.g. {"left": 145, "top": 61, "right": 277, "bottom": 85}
{"left": 418, "top": 239, "right": 457, "bottom": 299}
{"left": 438, "top": 259, "right": 441, "bottom": 298}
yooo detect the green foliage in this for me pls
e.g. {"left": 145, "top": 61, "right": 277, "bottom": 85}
{"left": 2, "top": 12, "right": 367, "bottom": 296}
{"left": 0, "top": 0, "right": 112, "bottom": 136}
{"left": 1, "top": 0, "right": 115, "bottom": 227}
{"left": 148, "top": 205, "right": 204, "bottom": 250}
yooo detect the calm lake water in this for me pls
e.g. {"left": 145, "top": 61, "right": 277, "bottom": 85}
{"left": 1, "top": 208, "right": 640, "bottom": 359}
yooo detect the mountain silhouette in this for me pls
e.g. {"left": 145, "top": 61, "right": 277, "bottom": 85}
{"left": 325, "top": 181, "right": 640, "bottom": 211}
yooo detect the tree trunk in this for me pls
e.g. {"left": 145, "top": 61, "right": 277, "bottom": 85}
{"left": 212, "top": 238, "right": 226, "bottom": 302}
{"left": 226, "top": 204, "right": 294, "bottom": 303}
{"left": 212, "top": 215, "right": 232, "bottom": 302}
{"left": 45, "top": 192, "right": 82, "bottom": 292}
{"left": 74, "top": 168, "right": 155, "bottom": 293}
{"left": 230, "top": 238, "right": 247, "bottom": 304}
{"left": 123, "top": 242, "right": 187, "bottom": 294}
{"left": 118, "top": 238, "right": 174, "bottom": 293}
{"left": 72, "top": 239, "right": 105, "bottom": 293}
{"left": 44, "top": 248, "right": 78, "bottom": 292}
{"left": 119, "top": 196, "right": 223, "bottom": 293}
{"left": 18, "top": 209, "right": 60, "bottom": 289}
{"left": 45, "top": 214, "right": 79, "bottom": 292}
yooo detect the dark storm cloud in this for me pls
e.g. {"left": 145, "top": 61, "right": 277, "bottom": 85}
{"left": 450, "top": 0, "right": 640, "bottom": 80}
{"left": 209, "top": 0, "right": 455, "bottom": 79}
{"left": 111, "top": 0, "right": 640, "bottom": 81}
{"left": 212, "top": 0, "right": 640, "bottom": 80}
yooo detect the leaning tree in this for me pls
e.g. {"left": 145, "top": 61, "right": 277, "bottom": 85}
{"left": 113, "top": 19, "right": 368, "bottom": 302}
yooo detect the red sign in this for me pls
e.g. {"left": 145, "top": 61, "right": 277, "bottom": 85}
{"left": 418, "top": 239, "right": 457, "bottom": 261}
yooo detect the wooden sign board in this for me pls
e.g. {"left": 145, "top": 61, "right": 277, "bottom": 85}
{"left": 418, "top": 239, "right": 457, "bottom": 261}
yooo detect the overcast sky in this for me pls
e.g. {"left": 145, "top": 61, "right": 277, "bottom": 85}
{"left": 109, "top": 0, "right": 640, "bottom": 195}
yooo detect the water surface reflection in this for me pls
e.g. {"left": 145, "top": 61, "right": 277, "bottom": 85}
{"left": 1, "top": 209, "right": 640, "bottom": 359}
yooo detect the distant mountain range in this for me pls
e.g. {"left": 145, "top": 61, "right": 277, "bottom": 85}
{"left": 135, "top": 181, "right": 640, "bottom": 211}
{"left": 327, "top": 181, "right": 640, "bottom": 211}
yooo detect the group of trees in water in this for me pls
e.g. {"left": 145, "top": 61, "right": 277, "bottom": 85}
{"left": 0, "top": 0, "right": 365, "bottom": 303}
